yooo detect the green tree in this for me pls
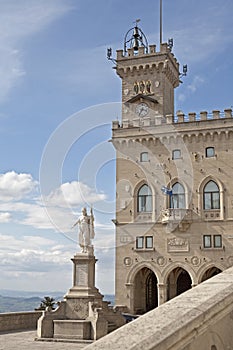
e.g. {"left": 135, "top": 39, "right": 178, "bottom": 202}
{"left": 35, "top": 296, "right": 56, "bottom": 311}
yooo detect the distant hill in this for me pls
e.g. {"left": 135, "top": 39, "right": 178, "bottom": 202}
{"left": 0, "top": 290, "right": 115, "bottom": 313}
{"left": 0, "top": 295, "right": 43, "bottom": 313}
{"left": 0, "top": 289, "right": 64, "bottom": 298}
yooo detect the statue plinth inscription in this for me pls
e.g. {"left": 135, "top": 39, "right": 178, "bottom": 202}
{"left": 76, "top": 264, "right": 88, "bottom": 286}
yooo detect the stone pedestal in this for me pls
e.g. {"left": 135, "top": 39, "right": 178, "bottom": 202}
{"left": 66, "top": 252, "right": 103, "bottom": 301}
{"left": 37, "top": 250, "right": 125, "bottom": 342}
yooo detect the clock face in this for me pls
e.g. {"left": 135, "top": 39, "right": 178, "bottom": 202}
{"left": 135, "top": 103, "right": 149, "bottom": 117}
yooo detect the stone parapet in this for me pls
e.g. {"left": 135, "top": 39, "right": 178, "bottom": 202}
{"left": 0, "top": 311, "right": 42, "bottom": 332}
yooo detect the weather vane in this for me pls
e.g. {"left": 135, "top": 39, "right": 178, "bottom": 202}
{"left": 133, "top": 19, "right": 141, "bottom": 25}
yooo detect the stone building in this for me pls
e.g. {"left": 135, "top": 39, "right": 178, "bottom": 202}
{"left": 111, "top": 23, "right": 233, "bottom": 314}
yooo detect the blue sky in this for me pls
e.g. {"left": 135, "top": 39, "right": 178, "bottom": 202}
{"left": 0, "top": 0, "right": 232, "bottom": 295}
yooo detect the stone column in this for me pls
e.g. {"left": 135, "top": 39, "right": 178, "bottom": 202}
{"left": 125, "top": 283, "right": 134, "bottom": 313}
{"left": 168, "top": 282, "right": 177, "bottom": 300}
{"left": 157, "top": 283, "right": 167, "bottom": 306}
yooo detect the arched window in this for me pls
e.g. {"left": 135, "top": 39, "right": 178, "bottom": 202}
{"left": 140, "top": 152, "right": 149, "bottom": 162}
{"left": 206, "top": 147, "right": 215, "bottom": 158}
{"left": 204, "top": 181, "right": 220, "bottom": 209}
{"left": 137, "top": 184, "right": 152, "bottom": 212}
{"left": 172, "top": 149, "right": 181, "bottom": 160}
{"left": 170, "top": 182, "right": 185, "bottom": 209}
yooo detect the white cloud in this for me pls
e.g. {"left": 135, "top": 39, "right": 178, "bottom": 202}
{"left": 0, "top": 171, "right": 37, "bottom": 201}
{"left": 0, "top": 172, "right": 108, "bottom": 235}
{"left": 46, "top": 181, "right": 107, "bottom": 208}
{"left": 0, "top": 233, "right": 72, "bottom": 270}
{"left": 0, "top": 229, "right": 115, "bottom": 292}
{"left": 187, "top": 76, "right": 205, "bottom": 93}
{"left": 0, "top": 232, "right": 74, "bottom": 291}
{"left": 20, "top": 203, "right": 75, "bottom": 233}
{"left": 0, "top": 0, "right": 72, "bottom": 40}
{"left": 0, "top": 212, "right": 11, "bottom": 223}
{"left": 178, "top": 75, "right": 205, "bottom": 103}
{"left": 178, "top": 94, "right": 186, "bottom": 103}
{"left": 0, "top": 233, "right": 54, "bottom": 251}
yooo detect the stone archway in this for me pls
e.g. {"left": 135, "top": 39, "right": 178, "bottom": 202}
{"left": 134, "top": 267, "right": 158, "bottom": 314}
{"left": 200, "top": 267, "right": 222, "bottom": 282}
{"left": 167, "top": 267, "right": 192, "bottom": 300}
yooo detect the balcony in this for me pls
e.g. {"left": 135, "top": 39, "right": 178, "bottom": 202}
{"left": 161, "top": 208, "right": 193, "bottom": 232}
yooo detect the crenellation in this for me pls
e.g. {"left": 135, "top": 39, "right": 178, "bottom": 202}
{"left": 176, "top": 111, "right": 185, "bottom": 122}
{"left": 138, "top": 47, "right": 145, "bottom": 56}
{"left": 188, "top": 112, "right": 196, "bottom": 122}
{"left": 149, "top": 44, "right": 156, "bottom": 53}
{"left": 200, "top": 111, "right": 208, "bottom": 120}
{"left": 116, "top": 49, "right": 124, "bottom": 60}
{"left": 212, "top": 110, "right": 220, "bottom": 119}
{"left": 127, "top": 48, "right": 134, "bottom": 57}
{"left": 160, "top": 43, "right": 170, "bottom": 53}
{"left": 224, "top": 108, "right": 232, "bottom": 118}
{"left": 112, "top": 108, "right": 233, "bottom": 130}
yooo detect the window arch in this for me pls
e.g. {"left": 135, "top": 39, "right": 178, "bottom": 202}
{"left": 137, "top": 184, "right": 152, "bottom": 212}
{"left": 170, "top": 182, "right": 185, "bottom": 209}
{"left": 203, "top": 181, "right": 220, "bottom": 209}
{"left": 172, "top": 149, "right": 181, "bottom": 160}
{"left": 140, "top": 152, "right": 149, "bottom": 162}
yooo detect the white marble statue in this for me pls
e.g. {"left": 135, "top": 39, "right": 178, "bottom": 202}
{"left": 72, "top": 207, "right": 95, "bottom": 253}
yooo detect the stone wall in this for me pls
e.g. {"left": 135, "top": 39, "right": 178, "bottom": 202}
{"left": 0, "top": 311, "right": 42, "bottom": 332}
{"left": 85, "top": 267, "right": 233, "bottom": 350}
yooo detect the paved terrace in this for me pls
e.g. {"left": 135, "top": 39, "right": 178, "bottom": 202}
{"left": 0, "top": 331, "right": 89, "bottom": 350}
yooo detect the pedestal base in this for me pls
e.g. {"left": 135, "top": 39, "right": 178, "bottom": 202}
{"left": 37, "top": 252, "right": 126, "bottom": 341}
{"left": 53, "top": 320, "right": 91, "bottom": 340}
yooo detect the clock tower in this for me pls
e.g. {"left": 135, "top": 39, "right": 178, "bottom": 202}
{"left": 115, "top": 23, "right": 180, "bottom": 121}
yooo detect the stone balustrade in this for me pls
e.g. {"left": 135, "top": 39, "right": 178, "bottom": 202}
{"left": 0, "top": 311, "right": 42, "bottom": 332}
{"left": 85, "top": 266, "right": 233, "bottom": 350}
{"left": 161, "top": 208, "right": 193, "bottom": 224}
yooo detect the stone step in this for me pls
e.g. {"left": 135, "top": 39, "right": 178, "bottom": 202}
{"left": 35, "top": 337, "right": 93, "bottom": 345}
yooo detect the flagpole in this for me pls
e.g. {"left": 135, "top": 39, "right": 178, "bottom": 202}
{"left": 160, "top": 0, "right": 163, "bottom": 45}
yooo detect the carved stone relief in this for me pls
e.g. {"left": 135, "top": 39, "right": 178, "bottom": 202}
{"left": 167, "top": 238, "right": 189, "bottom": 252}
